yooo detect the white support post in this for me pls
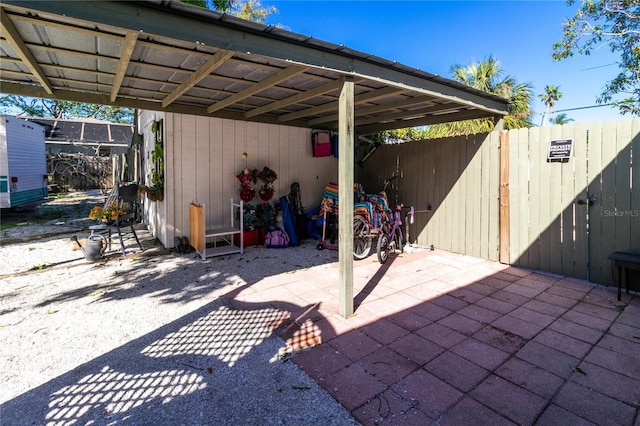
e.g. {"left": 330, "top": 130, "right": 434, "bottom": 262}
{"left": 338, "top": 76, "right": 355, "bottom": 318}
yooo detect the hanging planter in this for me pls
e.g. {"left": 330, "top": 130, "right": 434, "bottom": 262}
{"left": 257, "top": 167, "right": 277, "bottom": 185}
{"left": 240, "top": 187, "right": 256, "bottom": 202}
{"left": 236, "top": 168, "right": 258, "bottom": 187}
{"left": 139, "top": 185, "right": 164, "bottom": 202}
{"left": 258, "top": 185, "right": 274, "bottom": 201}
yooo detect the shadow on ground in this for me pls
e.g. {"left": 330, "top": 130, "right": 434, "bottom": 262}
{"left": 0, "top": 293, "right": 357, "bottom": 425}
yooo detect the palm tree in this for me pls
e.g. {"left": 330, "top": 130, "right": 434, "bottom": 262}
{"left": 538, "top": 85, "right": 562, "bottom": 126}
{"left": 424, "top": 56, "right": 534, "bottom": 138}
{"left": 551, "top": 113, "right": 574, "bottom": 125}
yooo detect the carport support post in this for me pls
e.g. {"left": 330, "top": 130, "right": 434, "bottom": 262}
{"left": 338, "top": 76, "right": 355, "bottom": 318}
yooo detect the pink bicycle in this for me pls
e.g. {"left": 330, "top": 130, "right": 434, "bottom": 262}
{"left": 351, "top": 176, "right": 414, "bottom": 263}
{"left": 376, "top": 200, "right": 414, "bottom": 264}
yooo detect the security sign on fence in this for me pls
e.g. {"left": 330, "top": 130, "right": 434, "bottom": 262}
{"left": 548, "top": 138, "right": 573, "bottom": 161}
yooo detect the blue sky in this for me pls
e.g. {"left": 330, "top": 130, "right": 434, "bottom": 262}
{"left": 265, "top": 0, "right": 627, "bottom": 125}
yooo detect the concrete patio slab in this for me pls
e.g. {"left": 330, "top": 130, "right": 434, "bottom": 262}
{"left": 223, "top": 247, "right": 640, "bottom": 425}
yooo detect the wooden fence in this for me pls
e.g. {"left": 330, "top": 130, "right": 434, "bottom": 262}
{"left": 48, "top": 152, "right": 130, "bottom": 192}
{"left": 357, "top": 118, "right": 639, "bottom": 287}
{"left": 356, "top": 131, "right": 501, "bottom": 262}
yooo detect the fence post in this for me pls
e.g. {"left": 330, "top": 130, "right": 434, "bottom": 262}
{"left": 499, "top": 130, "right": 510, "bottom": 264}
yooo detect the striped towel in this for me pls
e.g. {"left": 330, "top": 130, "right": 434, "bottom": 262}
{"left": 320, "top": 183, "right": 339, "bottom": 215}
{"left": 353, "top": 201, "right": 372, "bottom": 225}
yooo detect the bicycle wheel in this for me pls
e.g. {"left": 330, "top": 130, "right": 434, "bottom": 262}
{"left": 393, "top": 228, "right": 404, "bottom": 254}
{"left": 353, "top": 215, "right": 371, "bottom": 259}
{"left": 377, "top": 232, "right": 391, "bottom": 264}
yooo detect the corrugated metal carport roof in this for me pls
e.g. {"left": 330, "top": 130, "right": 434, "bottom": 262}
{"left": 0, "top": 1, "right": 509, "bottom": 135}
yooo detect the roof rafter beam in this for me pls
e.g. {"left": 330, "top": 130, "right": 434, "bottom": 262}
{"left": 244, "top": 76, "right": 344, "bottom": 119}
{"left": 357, "top": 109, "right": 495, "bottom": 134}
{"left": 110, "top": 31, "right": 138, "bottom": 102}
{"left": 279, "top": 85, "right": 405, "bottom": 123}
{"left": 355, "top": 105, "right": 463, "bottom": 126}
{"left": 0, "top": 7, "right": 53, "bottom": 94}
{"left": 207, "top": 64, "right": 306, "bottom": 114}
{"left": 356, "top": 94, "right": 438, "bottom": 115}
{"left": 307, "top": 94, "right": 441, "bottom": 126}
{"left": 162, "top": 48, "right": 234, "bottom": 108}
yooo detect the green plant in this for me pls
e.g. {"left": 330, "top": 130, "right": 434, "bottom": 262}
{"left": 141, "top": 119, "right": 165, "bottom": 201}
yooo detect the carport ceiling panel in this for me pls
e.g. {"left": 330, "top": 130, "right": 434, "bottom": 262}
{"left": 289, "top": 76, "right": 334, "bottom": 93}
{"left": 249, "top": 82, "right": 298, "bottom": 101}
{"left": 131, "top": 53, "right": 197, "bottom": 90}
{"left": 136, "top": 46, "right": 196, "bottom": 74}
{"left": 13, "top": 24, "right": 120, "bottom": 74}
{"left": 174, "top": 95, "right": 221, "bottom": 109}
{"left": 55, "top": 68, "right": 94, "bottom": 85}
{"left": 130, "top": 63, "right": 181, "bottom": 86}
{"left": 130, "top": 77, "right": 173, "bottom": 94}
{"left": 190, "top": 76, "right": 234, "bottom": 94}
{"left": 0, "top": 45, "right": 24, "bottom": 74}
{"left": 213, "top": 61, "right": 273, "bottom": 85}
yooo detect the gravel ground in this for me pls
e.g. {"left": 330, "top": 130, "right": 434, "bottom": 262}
{"left": 0, "top": 192, "right": 357, "bottom": 425}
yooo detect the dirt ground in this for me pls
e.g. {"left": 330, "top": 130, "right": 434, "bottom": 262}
{"left": 0, "top": 191, "right": 357, "bottom": 425}
{"left": 1, "top": 190, "right": 108, "bottom": 245}
{"left": 0, "top": 190, "right": 169, "bottom": 275}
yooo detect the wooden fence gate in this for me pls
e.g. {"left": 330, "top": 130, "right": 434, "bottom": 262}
{"left": 358, "top": 118, "right": 639, "bottom": 287}
{"left": 508, "top": 119, "right": 640, "bottom": 286}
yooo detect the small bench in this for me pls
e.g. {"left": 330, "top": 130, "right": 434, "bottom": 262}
{"left": 608, "top": 251, "right": 640, "bottom": 301}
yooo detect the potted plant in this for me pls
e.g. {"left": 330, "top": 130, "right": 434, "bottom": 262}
{"left": 89, "top": 201, "right": 127, "bottom": 224}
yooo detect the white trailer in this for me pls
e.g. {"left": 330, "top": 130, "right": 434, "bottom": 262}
{"left": 0, "top": 115, "right": 48, "bottom": 208}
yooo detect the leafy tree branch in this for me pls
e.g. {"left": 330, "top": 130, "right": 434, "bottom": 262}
{"left": 552, "top": 0, "right": 640, "bottom": 115}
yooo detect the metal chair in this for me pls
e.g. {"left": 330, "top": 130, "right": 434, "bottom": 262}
{"left": 111, "top": 183, "right": 142, "bottom": 255}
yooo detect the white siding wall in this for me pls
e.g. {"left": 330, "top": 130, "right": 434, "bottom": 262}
{"left": 139, "top": 112, "right": 338, "bottom": 248}
{"left": 0, "top": 116, "right": 47, "bottom": 208}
